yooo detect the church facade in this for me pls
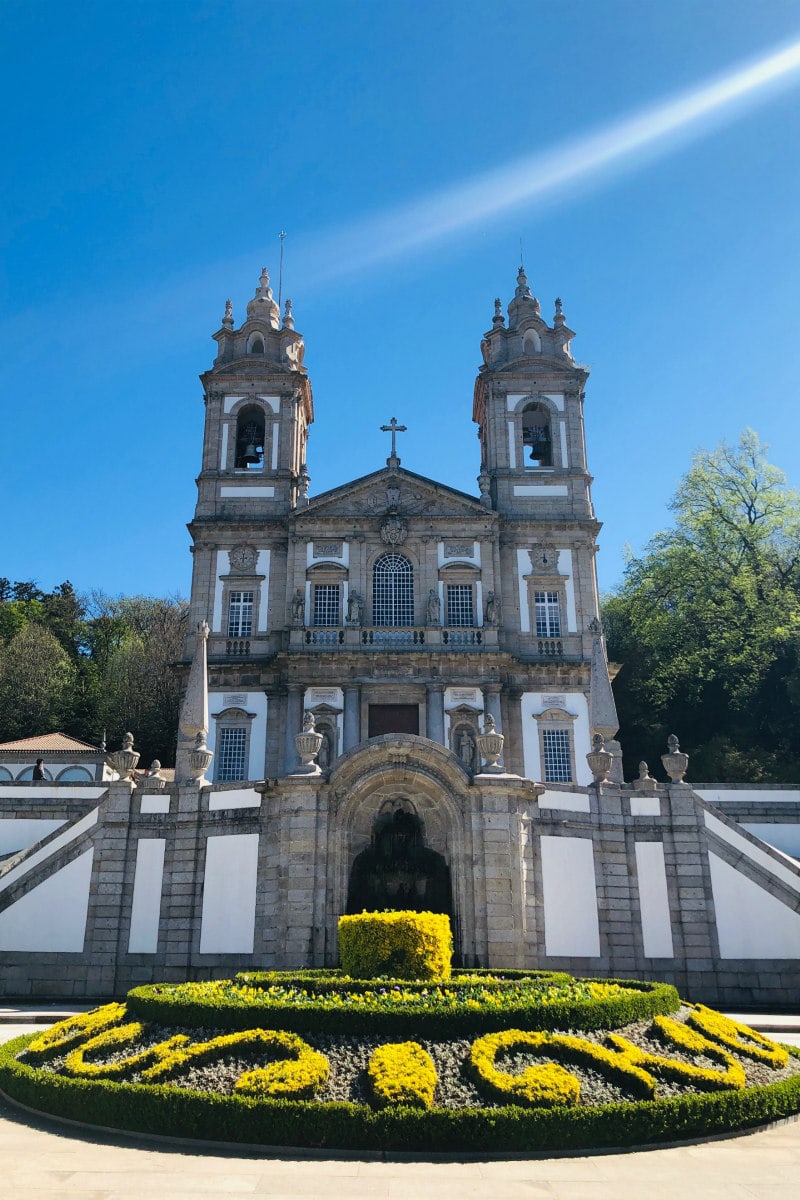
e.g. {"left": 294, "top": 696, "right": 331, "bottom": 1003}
{"left": 2, "top": 266, "right": 800, "bottom": 1004}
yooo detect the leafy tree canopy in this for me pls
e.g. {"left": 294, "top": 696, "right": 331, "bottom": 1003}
{"left": 603, "top": 431, "right": 800, "bottom": 782}
{"left": 0, "top": 582, "right": 187, "bottom": 765}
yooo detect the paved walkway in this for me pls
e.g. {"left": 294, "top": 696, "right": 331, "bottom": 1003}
{"left": 3, "top": 1021, "right": 800, "bottom": 1198}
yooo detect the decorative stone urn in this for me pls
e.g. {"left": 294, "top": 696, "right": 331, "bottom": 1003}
{"left": 187, "top": 732, "right": 214, "bottom": 783}
{"left": 105, "top": 732, "right": 140, "bottom": 781}
{"left": 294, "top": 711, "right": 323, "bottom": 775}
{"left": 586, "top": 733, "right": 613, "bottom": 784}
{"left": 476, "top": 713, "right": 505, "bottom": 774}
{"left": 661, "top": 734, "right": 689, "bottom": 784}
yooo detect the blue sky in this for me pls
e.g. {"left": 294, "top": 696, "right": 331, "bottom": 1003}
{"left": 2, "top": 1, "right": 800, "bottom": 599}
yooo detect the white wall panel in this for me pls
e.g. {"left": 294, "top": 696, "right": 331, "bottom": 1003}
{"left": 557, "top": 550, "right": 577, "bottom": 632}
{"left": 199, "top": 834, "right": 259, "bottom": 954}
{"left": 540, "top": 835, "right": 600, "bottom": 956}
{"left": 257, "top": 549, "right": 271, "bottom": 633}
{"left": 208, "top": 788, "right": 261, "bottom": 811}
{"left": 742, "top": 824, "right": 800, "bottom": 861}
{"left": 634, "top": 841, "right": 674, "bottom": 958}
{"left": 0, "top": 819, "right": 65, "bottom": 855}
{"left": 128, "top": 839, "right": 166, "bottom": 953}
{"left": 709, "top": 851, "right": 800, "bottom": 958}
{"left": 0, "top": 848, "right": 93, "bottom": 951}
{"left": 517, "top": 549, "right": 531, "bottom": 632}
{"left": 211, "top": 550, "right": 227, "bottom": 631}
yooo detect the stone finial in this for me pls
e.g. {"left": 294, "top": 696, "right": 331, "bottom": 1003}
{"left": 661, "top": 734, "right": 689, "bottom": 784}
{"left": 246, "top": 265, "right": 279, "bottom": 327}
{"left": 302, "top": 710, "right": 316, "bottom": 733}
{"left": 554, "top": 297, "right": 563, "bottom": 316}
{"left": 176, "top": 616, "right": 212, "bottom": 783}
{"left": 222, "top": 299, "right": 234, "bottom": 328}
{"left": 634, "top": 760, "right": 658, "bottom": 792}
{"left": 586, "top": 731, "right": 613, "bottom": 784}
{"left": 483, "top": 713, "right": 495, "bottom": 734}
{"left": 283, "top": 298, "right": 294, "bottom": 329}
{"left": 589, "top": 635, "right": 619, "bottom": 741}
{"left": 492, "top": 297, "right": 505, "bottom": 328}
{"left": 139, "top": 759, "right": 167, "bottom": 791}
{"left": 515, "top": 266, "right": 532, "bottom": 298}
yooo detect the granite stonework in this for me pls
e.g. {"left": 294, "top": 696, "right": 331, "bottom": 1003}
{"left": 2, "top": 267, "right": 800, "bottom": 1004}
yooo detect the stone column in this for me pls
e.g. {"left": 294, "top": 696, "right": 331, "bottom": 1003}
{"left": 426, "top": 684, "right": 445, "bottom": 745}
{"left": 284, "top": 685, "right": 303, "bottom": 774}
{"left": 343, "top": 685, "right": 361, "bottom": 751}
{"left": 483, "top": 685, "right": 503, "bottom": 731}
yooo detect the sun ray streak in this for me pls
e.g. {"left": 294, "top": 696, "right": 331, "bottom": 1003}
{"left": 299, "top": 39, "right": 800, "bottom": 285}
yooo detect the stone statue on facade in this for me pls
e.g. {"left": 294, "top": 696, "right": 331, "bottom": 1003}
{"left": 347, "top": 590, "right": 365, "bottom": 625}
{"left": 427, "top": 588, "right": 441, "bottom": 625}
{"left": 485, "top": 591, "right": 501, "bottom": 626}
{"left": 291, "top": 588, "right": 305, "bottom": 625}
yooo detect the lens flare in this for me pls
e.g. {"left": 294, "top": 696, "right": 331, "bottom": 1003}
{"left": 302, "top": 39, "right": 800, "bottom": 284}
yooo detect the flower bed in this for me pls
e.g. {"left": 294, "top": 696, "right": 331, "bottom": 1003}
{"left": 2, "top": 973, "right": 799, "bottom": 1152}
{"left": 125, "top": 972, "right": 680, "bottom": 1036}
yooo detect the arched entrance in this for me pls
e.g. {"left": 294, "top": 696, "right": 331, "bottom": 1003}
{"left": 345, "top": 800, "right": 452, "bottom": 917}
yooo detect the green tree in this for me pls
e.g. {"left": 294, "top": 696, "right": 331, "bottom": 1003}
{"left": 604, "top": 431, "right": 800, "bottom": 781}
{"left": 0, "top": 623, "right": 76, "bottom": 741}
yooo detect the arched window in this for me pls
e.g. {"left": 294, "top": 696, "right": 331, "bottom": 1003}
{"left": 0, "top": 766, "right": 12, "bottom": 781}
{"left": 522, "top": 329, "right": 541, "bottom": 354}
{"left": 56, "top": 766, "right": 94, "bottom": 782}
{"left": 247, "top": 333, "right": 265, "bottom": 354}
{"left": 521, "top": 402, "right": 552, "bottom": 467}
{"left": 372, "top": 553, "right": 414, "bottom": 626}
{"left": 17, "top": 765, "right": 53, "bottom": 780}
{"left": 234, "top": 404, "right": 266, "bottom": 470}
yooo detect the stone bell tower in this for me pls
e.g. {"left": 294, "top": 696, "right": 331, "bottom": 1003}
{"left": 472, "top": 266, "right": 592, "bottom": 521}
{"left": 194, "top": 267, "right": 314, "bottom": 521}
{"left": 186, "top": 267, "right": 314, "bottom": 658}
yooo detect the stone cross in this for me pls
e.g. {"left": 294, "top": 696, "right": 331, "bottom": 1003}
{"left": 380, "top": 417, "right": 407, "bottom": 466}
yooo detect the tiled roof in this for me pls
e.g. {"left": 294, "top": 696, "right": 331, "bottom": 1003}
{"left": 0, "top": 732, "right": 101, "bottom": 753}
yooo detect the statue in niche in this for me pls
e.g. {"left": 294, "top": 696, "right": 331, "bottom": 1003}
{"left": 316, "top": 725, "right": 334, "bottom": 770}
{"left": 484, "top": 591, "right": 501, "bottom": 626}
{"left": 291, "top": 589, "right": 305, "bottom": 624}
{"left": 347, "top": 590, "right": 365, "bottom": 625}
{"left": 427, "top": 588, "right": 441, "bottom": 625}
{"left": 455, "top": 725, "right": 478, "bottom": 773}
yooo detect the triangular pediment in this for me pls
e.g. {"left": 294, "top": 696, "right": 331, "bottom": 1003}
{"left": 294, "top": 467, "right": 493, "bottom": 522}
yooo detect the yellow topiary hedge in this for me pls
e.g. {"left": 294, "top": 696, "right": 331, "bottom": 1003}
{"left": 338, "top": 911, "right": 452, "bottom": 980}
{"left": 367, "top": 1041, "right": 438, "bottom": 1108}
{"left": 686, "top": 1005, "right": 789, "bottom": 1068}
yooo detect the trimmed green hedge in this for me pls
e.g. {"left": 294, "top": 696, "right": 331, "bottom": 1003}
{"left": 125, "top": 976, "right": 680, "bottom": 1037}
{"left": 3, "top": 1033, "right": 800, "bottom": 1153}
{"left": 233, "top": 968, "right": 573, "bottom": 991}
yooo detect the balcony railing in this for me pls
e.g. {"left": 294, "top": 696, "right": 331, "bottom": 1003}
{"left": 304, "top": 628, "right": 345, "bottom": 647}
{"left": 290, "top": 626, "right": 494, "bottom": 651}
{"left": 537, "top": 638, "right": 563, "bottom": 656}
{"left": 226, "top": 638, "right": 251, "bottom": 656}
